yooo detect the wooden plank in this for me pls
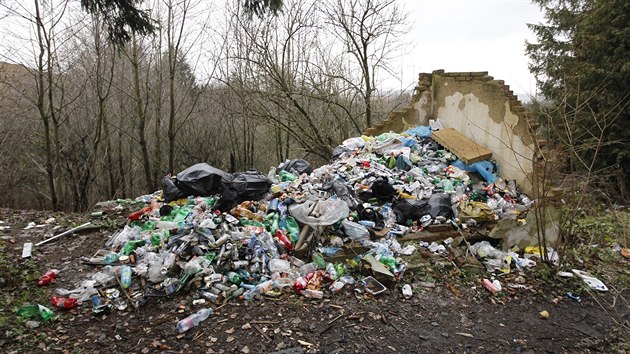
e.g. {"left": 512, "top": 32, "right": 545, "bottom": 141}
{"left": 431, "top": 128, "right": 492, "bottom": 164}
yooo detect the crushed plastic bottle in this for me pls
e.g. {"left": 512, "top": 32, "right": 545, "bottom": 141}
{"left": 38, "top": 269, "right": 59, "bottom": 286}
{"left": 51, "top": 296, "right": 78, "bottom": 309}
{"left": 16, "top": 304, "right": 55, "bottom": 321}
{"left": 176, "top": 308, "right": 213, "bottom": 333}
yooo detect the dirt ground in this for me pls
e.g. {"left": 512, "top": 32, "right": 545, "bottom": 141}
{"left": 1, "top": 207, "right": 628, "bottom": 354}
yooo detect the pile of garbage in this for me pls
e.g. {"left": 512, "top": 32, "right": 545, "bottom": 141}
{"left": 39, "top": 125, "right": 554, "bottom": 317}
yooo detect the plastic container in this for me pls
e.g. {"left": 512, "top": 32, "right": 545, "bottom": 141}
{"left": 363, "top": 276, "right": 386, "bottom": 295}
{"left": 402, "top": 284, "right": 412, "bottom": 299}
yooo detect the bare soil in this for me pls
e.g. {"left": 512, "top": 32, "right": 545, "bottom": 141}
{"left": 1, "top": 207, "right": 628, "bottom": 353}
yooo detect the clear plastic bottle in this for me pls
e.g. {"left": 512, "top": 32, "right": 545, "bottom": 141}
{"left": 302, "top": 289, "right": 323, "bottom": 299}
{"left": 325, "top": 263, "right": 338, "bottom": 280}
{"left": 103, "top": 252, "right": 119, "bottom": 264}
{"left": 176, "top": 308, "right": 213, "bottom": 333}
{"left": 120, "top": 266, "right": 132, "bottom": 288}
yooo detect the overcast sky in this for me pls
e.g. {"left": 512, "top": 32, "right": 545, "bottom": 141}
{"left": 392, "top": 0, "right": 544, "bottom": 100}
{"left": 0, "top": 0, "right": 544, "bottom": 100}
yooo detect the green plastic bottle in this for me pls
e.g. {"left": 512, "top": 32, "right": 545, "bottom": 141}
{"left": 151, "top": 230, "right": 169, "bottom": 246}
{"left": 16, "top": 304, "right": 39, "bottom": 318}
{"left": 285, "top": 217, "right": 300, "bottom": 242}
{"left": 379, "top": 256, "right": 397, "bottom": 271}
{"left": 121, "top": 239, "right": 146, "bottom": 256}
{"left": 334, "top": 263, "right": 345, "bottom": 278}
{"left": 226, "top": 272, "right": 242, "bottom": 285}
{"left": 38, "top": 305, "right": 55, "bottom": 321}
{"left": 312, "top": 253, "right": 326, "bottom": 269}
{"left": 18, "top": 304, "right": 55, "bottom": 321}
{"left": 141, "top": 221, "right": 156, "bottom": 231}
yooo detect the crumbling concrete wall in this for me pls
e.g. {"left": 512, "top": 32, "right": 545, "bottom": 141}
{"left": 363, "top": 70, "right": 560, "bottom": 248}
{"left": 365, "top": 70, "right": 543, "bottom": 197}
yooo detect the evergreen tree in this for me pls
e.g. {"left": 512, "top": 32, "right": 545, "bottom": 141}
{"left": 527, "top": 0, "right": 630, "bottom": 194}
{"left": 81, "top": 0, "right": 284, "bottom": 45}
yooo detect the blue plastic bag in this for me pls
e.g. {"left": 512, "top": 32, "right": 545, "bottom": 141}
{"left": 451, "top": 159, "right": 497, "bottom": 183}
{"left": 404, "top": 126, "right": 432, "bottom": 138}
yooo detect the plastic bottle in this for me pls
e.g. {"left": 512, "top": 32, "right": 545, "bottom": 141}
{"left": 120, "top": 266, "right": 132, "bottom": 288}
{"left": 226, "top": 272, "right": 242, "bottom": 284}
{"left": 312, "top": 253, "right": 326, "bottom": 269}
{"left": 274, "top": 229, "right": 293, "bottom": 251}
{"left": 38, "top": 269, "right": 59, "bottom": 286}
{"left": 121, "top": 240, "right": 146, "bottom": 256}
{"left": 358, "top": 220, "right": 376, "bottom": 228}
{"left": 302, "top": 289, "right": 323, "bottom": 299}
{"left": 51, "top": 296, "right": 78, "bottom": 309}
{"left": 176, "top": 308, "right": 213, "bottom": 333}
{"left": 103, "top": 253, "right": 119, "bottom": 264}
{"left": 325, "top": 263, "right": 338, "bottom": 280}
{"left": 298, "top": 262, "right": 317, "bottom": 276}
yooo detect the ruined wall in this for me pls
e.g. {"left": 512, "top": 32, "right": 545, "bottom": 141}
{"left": 365, "top": 70, "right": 544, "bottom": 196}
{"left": 363, "top": 70, "right": 561, "bottom": 247}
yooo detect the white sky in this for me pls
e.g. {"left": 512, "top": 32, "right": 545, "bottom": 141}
{"left": 392, "top": 0, "right": 544, "bottom": 100}
{"left": 0, "top": 0, "right": 544, "bottom": 100}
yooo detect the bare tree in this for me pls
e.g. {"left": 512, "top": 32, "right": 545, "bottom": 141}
{"left": 323, "top": 0, "right": 408, "bottom": 127}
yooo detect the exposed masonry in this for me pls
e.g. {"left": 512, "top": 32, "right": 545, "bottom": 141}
{"left": 363, "top": 70, "right": 559, "bottom": 199}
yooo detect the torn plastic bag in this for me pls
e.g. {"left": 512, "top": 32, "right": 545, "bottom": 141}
{"left": 288, "top": 197, "right": 349, "bottom": 227}
{"left": 372, "top": 138, "right": 410, "bottom": 157}
{"left": 404, "top": 125, "right": 432, "bottom": 138}
{"left": 459, "top": 200, "right": 495, "bottom": 222}
{"left": 451, "top": 159, "right": 497, "bottom": 184}
{"left": 393, "top": 199, "right": 429, "bottom": 225}
{"left": 175, "top": 163, "right": 232, "bottom": 196}
{"left": 162, "top": 175, "right": 187, "bottom": 202}
{"left": 427, "top": 193, "right": 452, "bottom": 218}
{"left": 278, "top": 159, "right": 313, "bottom": 175}
{"left": 341, "top": 220, "right": 369, "bottom": 241}
{"left": 342, "top": 137, "right": 366, "bottom": 150}
{"left": 227, "top": 170, "right": 271, "bottom": 201}
{"left": 322, "top": 178, "right": 358, "bottom": 209}
{"left": 394, "top": 155, "right": 414, "bottom": 171}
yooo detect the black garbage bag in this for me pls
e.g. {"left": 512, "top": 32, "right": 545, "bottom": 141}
{"left": 228, "top": 170, "right": 271, "bottom": 201}
{"left": 428, "top": 193, "right": 452, "bottom": 218}
{"left": 393, "top": 199, "right": 429, "bottom": 225}
{"left": 215, "top": 170, "right": 271, "bottom": 212}
{"left": 419, "top": 138, "right": 440, "bottom": 151}
{"left": 279, "top": 159, "right": 313, "bottom": 175}
{"left": 214, "top": 187, "right": 238, "bottom": 212}
{"left": 175, "top": 163, "right": 232, "bottom": 197}
{"left": 162, "top": 175, "right": 188, "bottom": 202}
{"left": 371, "top": 178, "right": 397, "bottom": 202}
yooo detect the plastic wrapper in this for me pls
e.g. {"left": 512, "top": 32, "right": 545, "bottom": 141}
{"left": 289, "top": 197, "right": 349, "bottom": 227}
{"left": 341, "top": 220, "right": 369, "bottom": 241}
